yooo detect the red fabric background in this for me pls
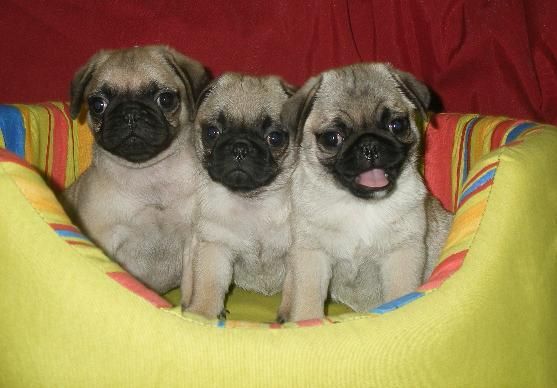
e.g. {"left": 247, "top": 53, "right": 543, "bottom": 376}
{"left": 1, "top": 0, "right": 556, "bottom": 125}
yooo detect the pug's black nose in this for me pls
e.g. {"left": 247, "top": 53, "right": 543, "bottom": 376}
{"left": 123, "top": 109, "right": 140, "bottom": 128}
{"left": 232, "top": 140, "right": 250, "bottom": 161}
{"left": 360, "top": 143, "right": 379, "bottom": 161}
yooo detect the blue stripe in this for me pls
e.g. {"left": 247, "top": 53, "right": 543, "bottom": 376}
{"left": 55, "top": 229, "right": 86, "bottom": 239}
{"left": 371, "top": 292, "right": 424, "bottom": 314}
{"left": 461, "top": 117, "right": 479, "bottom": 184}
{"left": 0, "top": 105, "right": 26, "bottom": 157}
{"left": 459, "top": 168, "right": 496, "bottom": 204}
{"left": 505, "top": 122, "right": 536, "bottom": 144}
{"left": 217, "top": 320, "right": 226, "bottom": 328}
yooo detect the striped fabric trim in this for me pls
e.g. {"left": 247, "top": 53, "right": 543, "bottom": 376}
{"left": 1, "top": 103, "right": 93, "bottom": 192}
{"left": 205, "top": 316, "right": 339, "bottom": 329}
{"left": 0, "top": 148, "right": 119, "bottom": 263}
{"left": 371, "top": 292, "right": 425, "bottom": 314}
{"left": 458, "top": 162, "right": 498, "bottom": 207}
{"left": 432, "top": 115, "right": 543, "bottom": 279}
{"left": 49, "top": 223, "right": 96, "bottom": 248}
{"left": 418, "top": 250, "right": 467, "bottom": 291}
{"left": 451, "top": 116, "right": 541, "bottom": 210}
{"left": 107, "top": 272, "right": 172, "bottom": 308}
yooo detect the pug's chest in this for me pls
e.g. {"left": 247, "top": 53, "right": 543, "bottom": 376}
{"left": 201, "top": 186, "right": 291, "bottom": 250}
{"left": 207, "top": 207, "right": 291, "bottom": 261}
{"left": 232, "top": 225, "right": 290, "bottom": 295}
{"left": 300, "top": 201, "right": 395, "bottom": 263}
{"left": 201, "top": 195, "right": 290, "bottom": 295}
{"left": 91, "top": 183, "right": 190, "bottom": 248}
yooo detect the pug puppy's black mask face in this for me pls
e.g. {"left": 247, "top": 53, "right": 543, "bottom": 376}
{"left": 87, "top": 84, "right": 180, "bottom": 163}
{"left": 316, "top": 108, "right": 413, "bottom": 199}
{"left": 201, "top": 113, "right": 288, "bottom": 191}
{"left": 194, "top": 74, "right": 293, "bottom": 193}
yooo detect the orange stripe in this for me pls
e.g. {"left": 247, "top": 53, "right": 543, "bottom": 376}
{"left": 13, "top": 177, "right": 66, "bottom": 215}
{"left": 63, "top": 102, "right": 79, "bottom": 186}
{"left": 453, "top": 117, "right": 475, "bottom": 210}
{"left": 444, "top": 199, "right": 487, "bottom": 248}
{"left": 45, "top": 103, "right": 69, "bottom": 192}
{"left": 468, "top": 118, "right": 493, "bottom": 165}
{"left": 76, "top": 119, "right": 94, "bottom": 176}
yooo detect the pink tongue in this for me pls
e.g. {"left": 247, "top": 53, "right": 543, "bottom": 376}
{"left": 356, "top": 169, "right": 389, "bottom": 188}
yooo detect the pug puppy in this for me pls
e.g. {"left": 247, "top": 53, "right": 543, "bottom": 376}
{"left": 62, "top": 45, "right": 210, "bottom": 294}
{"left": 278, "top": 63, "right": 453, "bottom": 322}
{"left": 181, "top": 73, "right": 296, "bottom": 319}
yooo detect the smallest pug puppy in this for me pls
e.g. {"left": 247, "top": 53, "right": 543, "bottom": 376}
{"left": 181, "top": 73, "right": 296, "bottom": 319}
{"left": 278, "top": 63, "right": 452, "bottom": 322}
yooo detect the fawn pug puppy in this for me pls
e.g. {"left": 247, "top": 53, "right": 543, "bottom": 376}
{"left": 182, "top": 73, "right": 296, "bottom": 319}
{"left": 63, "top": 45, "right": 210, "bottom": 293}
{"left": 278, "top": 63, "right": 452, "bottom": 322}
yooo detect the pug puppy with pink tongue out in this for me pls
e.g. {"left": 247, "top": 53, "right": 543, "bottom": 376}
{"left": 277, "top": 63, "right": 452, "bottom": 322}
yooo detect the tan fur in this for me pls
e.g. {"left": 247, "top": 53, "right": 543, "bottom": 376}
{"left": 278, "top": 63, "right": 452, "bottom": 321}
{"left": 182, "top": 73, "right": 295, "bottom": 319}
{"left": 62, "top": 46, "right": 209, "bottom": 293}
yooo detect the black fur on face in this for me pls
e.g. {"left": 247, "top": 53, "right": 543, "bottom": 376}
{"left": 200, "top": 112, "right": 289, "bottom": 192}
{"left": 317, "top": 108, "right": 413, "bottom": 199}
{"left": 88, "top": 82, "right": 181, "bottom": 163}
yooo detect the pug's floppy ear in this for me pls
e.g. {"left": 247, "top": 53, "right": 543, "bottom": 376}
{"left": 162, "top": 47, "right": 211, "bottom": 118}
{"left": 280, "top": 76, "right": 322, "bottom": 144}
{"left": 193, "top": 79, "right": 218, "bottom": 117}
{"left": 69, "top": 50, "right": 110, "bottom": 120}
{"left": 279, "top": 80, "right": 298, "bottom": 97}
{"left": 388, "top": 66, "right": 431, "bottom": 120}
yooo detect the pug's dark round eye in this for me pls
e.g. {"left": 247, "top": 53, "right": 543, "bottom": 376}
{"left": 156, "top": 91, "right": 178, "bottom": 111}
{"left": 205, "top": 126, "right": 221, "bottom": 140}
{"left": 88, "top": 97, "right": 108, "bottom": 115}
{"left": 388, "top": 118, "right": 409, "bottom": 136}
{"left": 267, "top": 131, "right": 287, "bottom": 147}
{"left": 319, "top": 131, "right": 344, "bottom": 148}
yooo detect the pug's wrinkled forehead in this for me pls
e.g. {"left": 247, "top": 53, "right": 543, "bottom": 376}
{"left": 307, "top": 63, "right": 429, "bottom": 133}
{"left": 70, "top": 45, "right": 210, "bottom": 120}
{"left": 197, "top": 73, "right": 291, "bottom": 125}
{"left": 85, "top": 49, "right": 184, "bottom": 95}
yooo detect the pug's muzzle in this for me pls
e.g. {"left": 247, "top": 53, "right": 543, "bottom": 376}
{"left": 98, "top": 98, "right": 173, "bottom": 163}
{"left": 334, "top": 132, "right": 409, "bottom": 199}
{"left": 206, "top": 134, "right": 278, "bottom": 191}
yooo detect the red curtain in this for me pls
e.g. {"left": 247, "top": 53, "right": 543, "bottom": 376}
{"left": 1, "top": 0, "right": 556, "bottom": 124}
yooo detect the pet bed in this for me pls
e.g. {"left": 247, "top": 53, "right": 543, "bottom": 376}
{"left": 0, "top": 102, "right": 555, "bottom": 386}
